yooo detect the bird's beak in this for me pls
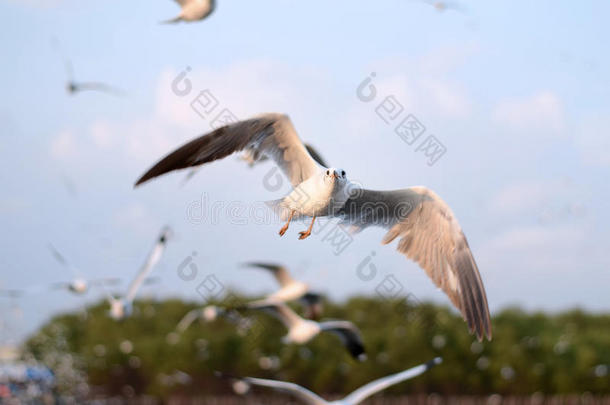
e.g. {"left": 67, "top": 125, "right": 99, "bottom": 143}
{"left": 332, "top": 171, "right": 339, "bottom": 179}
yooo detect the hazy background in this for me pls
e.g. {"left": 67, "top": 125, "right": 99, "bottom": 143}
{"left": 1, "top": 0, "right": 609, "bottom": 345}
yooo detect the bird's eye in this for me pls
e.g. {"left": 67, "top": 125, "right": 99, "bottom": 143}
{"left": 326, "top": 170, "right": 329, "bottom": 175}
{"left": 341, "top": 170, "right": 346, "bottom": 177}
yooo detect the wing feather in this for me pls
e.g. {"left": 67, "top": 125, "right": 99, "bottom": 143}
{"left": 135, "top": 114, "right": 323, "bottom": 187}
{"left": 338, "top": 186, "right": 491, "bottom": 340}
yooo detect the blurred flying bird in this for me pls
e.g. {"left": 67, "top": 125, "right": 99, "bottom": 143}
{"left": 243, "top": 262, "right": 324, "bottom": 319}
{"left": 176, "top": 304, "right": 243, "bottom": 332}
{"left": 48, "top": 244, "right": 120, "bottom": 295}
{"left": 162, "top": 0, "right": 215, "bottom": 23}
{"left": 134, "top": 113, "right": 492, "bottom": 341}
{"left": 240, "top": 302, "right": 366, "bottom": 361}
{"left": 52, "top": 38, "right": 124, "bottom": 97}
{"left": 106, "top": 227, "right": 171, "bottom": 320}
{"left": 218, "top": 357, "right": 441, "bottom": 404}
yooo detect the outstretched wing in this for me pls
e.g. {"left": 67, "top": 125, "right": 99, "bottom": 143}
{"left": 343, "top": 358, "right": 442, "bottom": 404}
{"left": 134, "top": 114, "right": 324, "bottom": 187}
{"left": 176, "top": 309, "right": 202, "bottom": 332}
{"left": 338, "top": 186, "right": 491, "bottom": 341}
{"left": 243, "top": 262, "right": 295, "bottom": 287}
{"left": 242, "top": 377, "right": 326, "bottom": 405}
{"left": 304, "top": 143, "right": 328, "bottom": 167}
{"left": 320, "top": 320, "right": 366, "bottom": 361}
{"left": 125, "top": 227, "right": 170, "bottom": 303}
{"left": 244, "top": 302, "right": 302, "bottom": 329}
{"left": 75, "top": 82, "right": 125, "bottom": 96}
{"left": 48, "top": 244, "right": 80, "bottom": 278}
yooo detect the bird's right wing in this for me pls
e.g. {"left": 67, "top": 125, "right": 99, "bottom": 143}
{"left": 134, "top": 114, "right": 324, "bottom": 187}
{"left": 243, "top": 377, "right": 326, "bottom": 405}
{"left": 343, "top": 358, "right": 442, "bottom": 405}
{"left": 243, "top": 262, "right": 295, "bottom": 287}
{"left": 125, "top": 227, "right": 170, "bottom": 303}
{"left": 245, "top": 302, "right": 302, "bottom": 329}
{"left": 304, "top": 143, "right": 328, "bottom": 167}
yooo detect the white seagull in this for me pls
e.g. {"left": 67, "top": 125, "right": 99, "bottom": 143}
{"left": 107, "top": 227, "right": 171, "bottom": 320}
{"left": 48, "top": 244, "right": 120, "bottom": 295}
{"left": 163, "top": 0, "right": 215, "bottom": 24}
{"left": 243, "top": 262, "right": 324, "bottom": 319}
{"left": 221, "top": 357, "right": 442, "bottom": 404}
{"left": 134, "top": 113, "right": 492, "bottom": 341}
{"left": 241, "top": 302, "right": 366, "bottom": 361}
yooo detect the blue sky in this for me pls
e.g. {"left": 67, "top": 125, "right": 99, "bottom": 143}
{"left": 1, "top": 0, "right": 609, "bottom": 343}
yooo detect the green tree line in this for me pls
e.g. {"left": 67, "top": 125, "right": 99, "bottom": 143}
{"left": 23, "top": 294, "right": 610, "bottom": 399}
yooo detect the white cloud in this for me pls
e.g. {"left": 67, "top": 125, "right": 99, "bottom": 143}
{"left": 492, "top": 91, "right": 566, "bottom": 135}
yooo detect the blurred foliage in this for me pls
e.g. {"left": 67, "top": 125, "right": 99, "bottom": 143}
{"left": 23, "top": 293, "right": 610, "bottom": 399}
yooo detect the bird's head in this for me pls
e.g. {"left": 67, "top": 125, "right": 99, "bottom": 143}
{"left": 324, "top": 168, "right": 347, "bottom": 185}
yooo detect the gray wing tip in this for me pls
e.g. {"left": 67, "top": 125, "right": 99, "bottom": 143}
{"left": 426, "top": 357, "right": 443, "bottom": 369}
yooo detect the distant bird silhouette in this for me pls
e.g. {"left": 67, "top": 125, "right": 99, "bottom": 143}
{"left": 48, "top": 244, "right": 121, "bottom": 295}
{"left": 52, "top": 38, "right": 124, "bottom": 97}
{"left": 162, "top": 0, "right": 216, "bottom": 24}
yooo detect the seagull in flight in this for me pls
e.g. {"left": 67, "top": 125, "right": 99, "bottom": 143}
{"left": 134, "top": 113, "right": 492, "bottom": 341}
{"left": 220, "top": 357, "right": 441, "bottom": 404}
{"left": 176, "top": 305, "right": 244, "bottom": 332}
{"left": 162, "top": 0, "right": 216, "bottom": 24}
{"left": 52, "top": 38, "right": 124, "bottom": 97}
{"left": 106, "top": 227, "right": 171, "bottom": 320}
{"left": 240, "top": 301, "right": 366, "bottom": 361}
{"left": 48, "top": 244, "right": 121, "bottom": 295}
{"left": 243, "top": 262, "right": 324, "bottom": 319}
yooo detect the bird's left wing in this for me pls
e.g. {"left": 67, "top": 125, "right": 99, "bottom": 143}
{"left": 243, "top": 377, "right": 326, "bottom": 405}
{"left": 342, "top": 358, "right": 442, "bottom": 405}
{"left": 319, "top": 320, "right": 366, "bottom": 361}
{"left": 337, "top": 186, "right": 491, "bottom": 341}
{"left": 125, "top": 227, "right": 170, "bottom": 303}
{"left": 243, "top": 262, "right": 295, "bottom": 287}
